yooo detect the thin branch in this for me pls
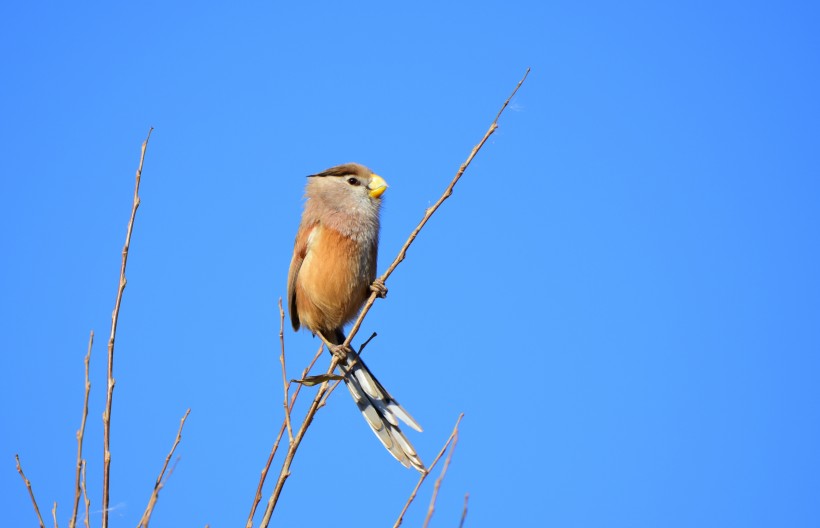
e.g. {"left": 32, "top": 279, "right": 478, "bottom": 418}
{"left": 15, "top": 454, "right": 46, "bottom": 528}
{"left": 102, "top": 127, "right": 153, "bottom": 528}
{"left": 70, "top": 330, "right": 93, "bottom": 528}
{"left": 245, "top": 344, "right": 324, "bottom": 528}
{"left": 459, "top": 493, "right": 469, "bottom": 528}
{"left": 263, "top": 330, "right": 375, "bottom": 527}
{"left": 357, "top": 331, "right": 379, "bottom": 354}
{"left": 81, "top": 460, "right": 90, "bottom": 528}
{"left": 52, "top": 502, "right": 58, "bottom": 528}
{"left": 137, "top": 408, "right": 191, "bottom": 528}
{"left": 258, "top": 357, "right": 340, "bottom": 527}
{"left": 394, "top": 413, "right": 464, "bottom": 528}
{"left": 422, "top": 417, "right": 460, "bottom": 528}
{"left": 278, "top": 298, "right": 293, "bottom": 443}
{"left": 344, "top": 68, "right": 530, "bottom": 350}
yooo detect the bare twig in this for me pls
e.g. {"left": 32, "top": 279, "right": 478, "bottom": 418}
{"left": 357, "top": 331, "right": 379, "bottom": 354}
{"left": 137, "top": 408, "right": 191, "bottom": 528}
{"left": 258, "top": 357, "right": 340, "bottom": 527}
{"left": 52, "top": 502, "right": 58, "bottom": 528}
{"left": 15, "top": 454, "right": 46, "bottom": 528}
{"left": 260, "top": 330, "right": 376, "bottom": 526}
{"left": 459, "top": 493, "right": 469, "bottom": 528}
{"left": 344, "top": 68, "right": 530, "bottom": 349}
{"left": 81, "top": 460, "right": 90, "bottom": 528}
{"left": 102, "top": 127, "right": 152, "bottom": 528}
{"left": 394, "top": 413, "right": 464, "bottom": 528}
{"left": 245, "top": 345, "right": 324, "bottom": 528}
{"left": 70, "top": 331, "right": 93, "bottom": 528}
{"left": 278, "top": 298, "right": 293, "bottom": 443}
{"left": 422, "top": 418, "right": 460, "bottom": 528}
{"left": 261, "top": 68, "right": 527, "bottom": 525}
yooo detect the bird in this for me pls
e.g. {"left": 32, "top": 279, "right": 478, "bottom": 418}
{"left": 286, "top": 162, "right": 425, "bottom": 472}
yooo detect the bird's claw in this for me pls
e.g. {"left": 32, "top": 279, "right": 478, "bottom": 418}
{"left": 330, "top": 344, "right": 351, "bottom": 362}
{"left": 370, "top": 278, "right": 388, "bottom": 298}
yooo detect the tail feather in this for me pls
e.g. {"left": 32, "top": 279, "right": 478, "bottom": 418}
{"left": 339, "top": 351, "right": 425, "bottom": 472}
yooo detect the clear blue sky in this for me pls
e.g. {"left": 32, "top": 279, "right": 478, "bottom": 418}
{"left": 2, "top": 1, "right": 819, "bottom": 527}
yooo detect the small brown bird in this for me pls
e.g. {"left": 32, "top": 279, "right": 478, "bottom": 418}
{"left": 287, "top": 163, "right": 424, "bottom": 471}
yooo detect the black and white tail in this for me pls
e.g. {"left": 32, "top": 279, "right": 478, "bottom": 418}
{"left": 338, "top": 351, "right": 425, "bottom": 472}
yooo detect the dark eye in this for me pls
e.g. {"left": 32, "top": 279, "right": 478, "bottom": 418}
{"left": 347, "top": 177, "right": 360, "bottom": 186}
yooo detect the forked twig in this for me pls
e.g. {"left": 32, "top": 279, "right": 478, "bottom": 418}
{"left": 245, "top": 345, "right": 324, "bottom": 528}
{"left": 102, "top": 127, "right": 153, "bottom": 528}
{"left": 394, "top": 413, "right": 464, "bottom": 528}
{"left": 15, "top": 454, "right": 46, "bottom": 528}
{"left": 256, "top": 332, "right": 376, "bottom": 528}
{"left": 70, "top": 331, "right": 93, "bottom": 528}
{"left": 258, "top": 358, "right": 340, "bottom": 527}
{"left": 422, "top": 417, "right": 460, "bottom": 528}
{"left": 137, "top": 408, "right": 191, "bottom": 528}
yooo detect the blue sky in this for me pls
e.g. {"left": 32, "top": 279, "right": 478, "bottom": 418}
{"left": 2, "top": 1, "right": 819, "bottom": 526}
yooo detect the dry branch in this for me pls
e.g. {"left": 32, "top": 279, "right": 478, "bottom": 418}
{"left": 245, "top": 344, "right": 324, "bottom": 528}
{"left": 102, "top": 127, "right": 153, "bottom": 528}
{"left": 422, "top": 418, "right": 460, "bottom": 528}
{"left": 16, "top": 454, "right": 46, "bottom": 528}
{"left": 70, "top": 331, "right": 93, "bottom": 528}
{"left": 393, "top": 413, "right": 464, "bottom": 528}
{"left": 459, "top": 493, "right": 470, "bottom": 528}
{"left": 278, "top": 298, "right": 294, "bottom": 443}
{"left": 258, "top": 358, "right": 339, "bottom": 527}
{"left": 137, "top": 408, "right": 191, "bottom": 528}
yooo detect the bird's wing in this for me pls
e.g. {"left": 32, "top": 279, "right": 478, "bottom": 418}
{"left": 287, "top": 221, "right": 317, "bottom": 331}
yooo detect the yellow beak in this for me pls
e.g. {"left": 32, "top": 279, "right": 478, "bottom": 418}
{"left": 368, "top": 174, "right": 388, "bottom": 199}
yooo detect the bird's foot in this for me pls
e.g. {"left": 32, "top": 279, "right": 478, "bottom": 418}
{"left": 330, "top": 344, "right": 352, "bottom": 363}
{"left": 370, "top": 278, "right": 388, "bottom": 298}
